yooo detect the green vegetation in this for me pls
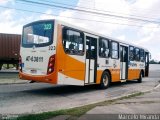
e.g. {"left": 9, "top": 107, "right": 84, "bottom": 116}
{"left": 14, "top": 92, "right": 144, "bottom": 120}
{"left": 118, "top": 92, "right": 144, "bottom": 100}
{"left": 149, "top": 59, "right": 160, "bottom": 64}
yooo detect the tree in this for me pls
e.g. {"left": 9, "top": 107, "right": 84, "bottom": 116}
{"left": 149, "top": 59, "right": 157, "bottom": 64}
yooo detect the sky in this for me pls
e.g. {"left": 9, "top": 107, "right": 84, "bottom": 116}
{"left": 0, "top": 0, "right": 160, "bottom": 61}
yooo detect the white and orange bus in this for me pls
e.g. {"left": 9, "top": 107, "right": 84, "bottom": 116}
{"left": 19, "top": 19, "right": 149, "bottom": 89}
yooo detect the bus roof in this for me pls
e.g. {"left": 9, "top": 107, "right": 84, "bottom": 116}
{"left": 24, "top": 19, "right": 149, "bottom": 52}
{"left": 56, "top": 19, "right": 149, "bottom": 52}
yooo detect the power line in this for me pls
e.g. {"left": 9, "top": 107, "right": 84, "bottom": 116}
{"left": 16, "top": 0, "right": 160, "bottom": 24}
{"left": 0, "top": 5, "right": 159, "bottom": 28}
{"left": 15, "top": 0, "right": 160, "bottom": 27}
{"left": 61, "top": 0, "right": 160, "bottom": 16}
{"left": 16, "top": 1, "right": 147, "bottom": 25}
{"left": 36, "top": 0, "right": 160, "bottom": 21}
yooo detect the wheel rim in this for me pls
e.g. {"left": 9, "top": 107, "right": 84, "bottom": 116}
{"left": 103, "top": 74, "right": 109, "bottom": 86}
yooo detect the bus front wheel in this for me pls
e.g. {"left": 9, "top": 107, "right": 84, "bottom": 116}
{"left": 137, "top": 71, "right": 142, "bottom": 83}
{"left": 100, "top": 71, "right": 111, "bottom": 89}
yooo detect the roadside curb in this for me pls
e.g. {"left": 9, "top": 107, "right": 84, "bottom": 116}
{"left": 2, "top": 79, "right": 160, "bottom": 120}
{"left": 15, "top": 82, "right": 160, "bottom": 120}
{"left": 59, "top": 82, "right": 160, "bottom": 112}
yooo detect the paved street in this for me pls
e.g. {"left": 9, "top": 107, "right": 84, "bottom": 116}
{"left": 78, "top": 83, "right": 160, "bottom": 120}
{"left": 77, "top": 66, "right": 160, "bottom": 120}
{"left": 0, "top": 70, "right": 28, "bottom": 84}
{"left": 0, "top": 69, "right": 159, "bottom": 115}
{"left": 83, "top": 86, "right": 160, "bottom": 114}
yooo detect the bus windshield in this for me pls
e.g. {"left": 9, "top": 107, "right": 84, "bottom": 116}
{"left": 22, "top": 21, "right": 54, "bottom": 48}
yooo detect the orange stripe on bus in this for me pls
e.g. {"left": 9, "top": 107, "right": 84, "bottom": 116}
{"left": 109, "top": 69, "right": 120, "bottom": 82}
{"left": 19, "top": 71, "right": 58, "bottom": 84}
{"left": 96, "top": 70, "right": 103, "bottom": 84}
{"left": 56, "top": 25, "right": 85, "bottom": 81}
{"left": 128, "top": 69, "right": 140, "bottom": 80}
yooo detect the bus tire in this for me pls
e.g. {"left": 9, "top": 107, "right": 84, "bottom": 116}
{"left": 100, "top": 71, "right": 111, "bottom": 89}
{"left": 137, "top": 71, "right": 142, "bottom": 83}
{"left": 30, "top": 80, "right": 36, "bottom": 83}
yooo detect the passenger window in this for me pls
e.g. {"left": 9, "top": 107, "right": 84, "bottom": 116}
{"left": 63, "top": 28, "right": 84, "bottom": 55}
{"left": 140, "top": 49, "right": 145, "bottom": 62}
{"left": 135, "top": 48, "right": 140, "bottom": 61}
{"left": 129, "top": 46, "right": 134, "bottom": 61}
{"left": 111, "top": 42, "right": 119, "bottom": 59}
{"left": 99, "top": 38, "right": 109, "bottom": 58}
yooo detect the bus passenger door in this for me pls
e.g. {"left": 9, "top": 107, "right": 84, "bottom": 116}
{"left": 120, "top": 46, "right": 128, "bottom": 80}
{"left": 85, "top": 36, "right": 97, "bottom": 84}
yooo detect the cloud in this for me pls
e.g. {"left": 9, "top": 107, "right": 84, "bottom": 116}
{"left": 0, "top": 9, "right": 14, "bottom": 21}
{"left": 0, "top": 9, "right": 34, "bottom": 34}
{"left": 0, "top": 0, "right": 14, "bottom": 5}
{"left": 0, "top": 0, "right": 9, "bottom": 5}
{"left": 154, "top": 53, "right": 160, "bottom": 61}
{"left": 0, "top": 9, "right": 20, "bottom": 34}
{"left": 135, "top": 26, "right": 160, "bottom": 60}
{"left": 57, "top": 0, "right": 160, "bottom": 60}
{"left": 117, "top": 35, "right": 126, "bottom": 41}
{"left": 130, "top": 0, "right": 160, "bottom": 20}
{"left": 132, "top": 0, "right": 158, "bottom": 9}
{"left": 58, "top": 0, "right": 132, "bottom": 36}
{"left": 139, "top": 23, "right": 159, "bottom": 36}
{"left": 39, "top": 9, "right": 56, "bottom": 20}
{"left": 0, "top": 22, "right": 22, "bottom": 34}
{"left": 0, "top": 0, "right": 159, "bottom": 60}
{"left": 130, "top": 0, "right": 160, "bottom": 60}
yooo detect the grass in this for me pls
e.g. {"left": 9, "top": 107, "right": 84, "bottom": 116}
{"left": 12, "top": 92, "right": 145, "bottom": 120}
{"left": 118, "top": 92, "right": 144, "bottom": 100}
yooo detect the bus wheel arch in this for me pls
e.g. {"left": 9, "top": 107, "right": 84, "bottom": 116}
{"left": 100, "top": 69, "right": 111, "bottom": 89}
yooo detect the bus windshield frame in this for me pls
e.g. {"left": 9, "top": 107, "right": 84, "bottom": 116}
{"left": 22, "top": 20, "right": 54, "bottom": 48}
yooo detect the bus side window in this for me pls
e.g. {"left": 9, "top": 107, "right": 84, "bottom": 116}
{"left": 111, "top": 41, "right": 119, "bottom": 59}
{"left": 99, "top": 38, "right": 110, "bottom": 58}
{"left": 62, "top": 28, "right": 84, "bottom": 55}
{"left": 140, "top": 49, "right": 144, "bottom": 62}
{"left": 129, "top": 46, "right": 134, "bottom": 61}
{"left": 134, "top": 48, "right": 140, "bottom": 61}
